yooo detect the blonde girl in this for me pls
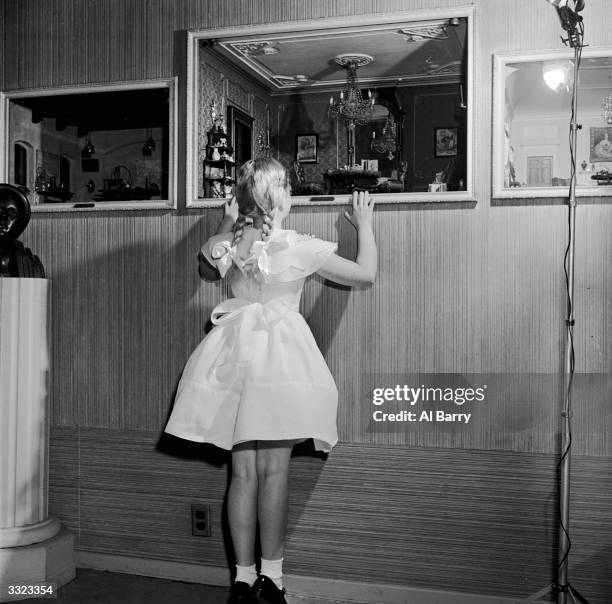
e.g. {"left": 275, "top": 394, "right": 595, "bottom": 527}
{"left": 165, "top": 158, "right": 376, "bottom": 604}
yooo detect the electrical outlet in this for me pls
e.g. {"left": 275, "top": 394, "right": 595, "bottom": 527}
{"left": 191, "top": 503, "right": 211, "bottom": 537}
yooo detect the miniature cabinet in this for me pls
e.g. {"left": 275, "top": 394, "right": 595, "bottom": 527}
{"left": 204, "top": 126, "right": 235, "bottom": 198}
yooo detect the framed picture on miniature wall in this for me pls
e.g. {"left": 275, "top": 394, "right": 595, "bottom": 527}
{"left": 589, "top": 127, "right": 612, "bottom": 162}
{"left": 296, "top": 134, "right": 318, "bottom": 164}
{"left": 434, "top": 127, "right": 458, "bottom": 157}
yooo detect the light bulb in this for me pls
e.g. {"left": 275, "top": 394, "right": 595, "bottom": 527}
{"left": 542, "top": 61, "right": 573, "bottom": 91}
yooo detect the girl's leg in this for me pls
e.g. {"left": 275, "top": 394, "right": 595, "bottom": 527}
{"left": 228, "top": 441, "right": 258, "bottom": 567}
{"left": 255, "top": 440, "right": 294, "bottom": 560}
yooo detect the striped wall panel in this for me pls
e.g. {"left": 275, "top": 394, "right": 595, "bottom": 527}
{"left": 2, "top": 0, "right": 466, "bottom": 90}
{"left": 0, "top": 1, "right": 4, "bottom": 91}
{"left": 568, "top": 455, "right": 612, "bottom": 604}
{"left": 49, "top": 427, "right": 612, "bottom": 603}
{"left": 17, "top": 204, "right": 612, "bottom": 456}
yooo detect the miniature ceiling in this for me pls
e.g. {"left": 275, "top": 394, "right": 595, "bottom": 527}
{"left": 202, "top": 17, "right": 467, "bottom": 94}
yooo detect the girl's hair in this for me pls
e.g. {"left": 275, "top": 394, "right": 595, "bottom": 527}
{"left": 232, "top": 158, "right": 290, "bottom": 244}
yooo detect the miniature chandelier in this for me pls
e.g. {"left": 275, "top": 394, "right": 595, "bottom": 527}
{"left": 371, "top": 113, "right": 397, "bottom": 160}
{"left": 602, "top": 75, "right": 612, "bottom": 125}
{"left": 142, "top": 127, "right": 156, "bottom": 157}
{"left": 81, "top": 133, "right": 95, "bottom": 158}
{"left": 328, "top": 53, "right": 375, "bottom": 125}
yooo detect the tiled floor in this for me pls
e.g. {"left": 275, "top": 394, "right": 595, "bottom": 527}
{"left": 18, "top": 569, "right": 351, "bottom": 604}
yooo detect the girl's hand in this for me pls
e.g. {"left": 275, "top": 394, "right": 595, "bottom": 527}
{"left": 232, "top": 216, "right": 247, "bottom": 241}
{"left": 224, "top": 196, "right": 239, "bottom": 223}
{"left": 215, "top": 197, "right": 239, "bottom": 235}
{"left": 344, "top": 190, "right": 374, "bottom": 230}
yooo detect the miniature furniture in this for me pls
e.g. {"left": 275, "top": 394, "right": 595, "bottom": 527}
{"left": 204, "top": 125, "right": 235, "bottom": 198}
{"left": 292, "top": 162, "right": 328, "bottom": 195}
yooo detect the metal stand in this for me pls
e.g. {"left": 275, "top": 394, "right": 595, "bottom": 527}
{"left": 556, "top": 38, "right": 581, "bottom": 604}
{"left": 530, "top": 7, "right": 590, "bottom": 602}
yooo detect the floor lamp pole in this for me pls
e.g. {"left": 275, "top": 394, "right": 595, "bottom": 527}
{"left": 557, "top": 44, "right": 578, "bottom": 602}
{"left": 530, "top": 4, "right": 590, "bottom": 602}
{"left": 557, "top": 31, "right": 589, "bottom": 604}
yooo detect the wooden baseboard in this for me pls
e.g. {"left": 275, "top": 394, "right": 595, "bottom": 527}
{"left": 75, "top": 550, "right": 525, "bottom": 604}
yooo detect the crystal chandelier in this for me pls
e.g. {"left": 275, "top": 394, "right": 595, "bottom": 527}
{"left": 81, "top": 133, "right": 95, "bottom": 158}
{"left": 602, "top": 75, "right": 612, "bottom": 125}
{"left": 370, "top": 113, "right": 397, "bottom": 160}
{"left": 328, "top": 54, "right": 375, "bottom": 125}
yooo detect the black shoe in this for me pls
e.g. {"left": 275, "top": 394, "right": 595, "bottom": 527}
{"left": 253, "top": 575, "right": 287, "bottom": 604}
{"left": 227, "top": 581, "right": 258, "bottom": 604}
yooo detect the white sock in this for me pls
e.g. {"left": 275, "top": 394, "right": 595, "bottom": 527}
{"left": 260, "top": 557, "right": 283, "bottom": 589}
{"left": 235, "top": 563, "right": 257, "bottom": 586}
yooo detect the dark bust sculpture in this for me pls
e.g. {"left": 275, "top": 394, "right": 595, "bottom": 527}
{"left": 0, "top": 184, "right": 45, "bottom": 278}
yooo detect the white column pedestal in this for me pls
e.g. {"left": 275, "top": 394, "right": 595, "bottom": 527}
{"left": 0, "top": 527, "right": 75, "bottom": 602}
{"left": 0, "top": 279, "right": 75, "bottom": 601}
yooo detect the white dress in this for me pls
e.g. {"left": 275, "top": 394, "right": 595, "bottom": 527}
{"left": 164, "top": 228, "right": 339, "bottom": 452}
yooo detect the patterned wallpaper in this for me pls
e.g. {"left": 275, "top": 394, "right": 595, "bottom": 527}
{"left": 198, "top": 47, "right": 272, "bottom": 197}
{"left": 274, "top": 94, "right": 347, "bottom": 188}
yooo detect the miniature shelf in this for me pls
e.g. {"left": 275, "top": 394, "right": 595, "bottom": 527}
{"left": 204, "top": 126, "right": 234, "bottom": 198}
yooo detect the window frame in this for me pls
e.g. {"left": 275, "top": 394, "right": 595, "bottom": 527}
{"left": 0, "top": 77, "right": 178, "bottom": 213}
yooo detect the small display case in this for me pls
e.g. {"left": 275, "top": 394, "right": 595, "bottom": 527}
{"left": 203, "top": 125, "right": 235, "bottom": 198}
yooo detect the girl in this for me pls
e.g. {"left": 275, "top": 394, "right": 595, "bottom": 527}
{"left": 164, "top": 158, "right": 376, "bottom": 604}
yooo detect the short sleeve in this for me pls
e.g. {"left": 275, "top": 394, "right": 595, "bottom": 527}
{"left": 257, "top": 233, "right": 338, "bottom": 283}
{"left": 200, "top": 233, "right": 234, "bottom": 277}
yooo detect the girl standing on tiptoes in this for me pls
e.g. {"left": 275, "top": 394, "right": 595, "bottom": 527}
{"left": 164, "top": 158, "right": 377, "bottom": 604}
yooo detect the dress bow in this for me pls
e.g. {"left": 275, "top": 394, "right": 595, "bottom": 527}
{"left": 208, "top": 240, "right": 234, "bottom": 277}
{"left": 249, "top": 238, "right": 291, "bottom": 278}
{"left": 210, "top": 298, "right": 297, "bottom": 367}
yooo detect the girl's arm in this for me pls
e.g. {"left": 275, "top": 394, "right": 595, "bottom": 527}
{"left": 317, "top": 190, "right": 377, "bottom": 286}
{"left": 215, "top": 196, "right": 238, "bottom": 234}
{"left": 198, "top": 197, "right": 238, "bottom": 280}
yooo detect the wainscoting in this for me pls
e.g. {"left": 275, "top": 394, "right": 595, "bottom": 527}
{"left": 49, "top": 427, "right": 612, "bottom": 602}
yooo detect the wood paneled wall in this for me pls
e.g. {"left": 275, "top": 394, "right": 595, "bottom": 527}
{"left": 3, "top": 0, "right": 612, "bottom": 601}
